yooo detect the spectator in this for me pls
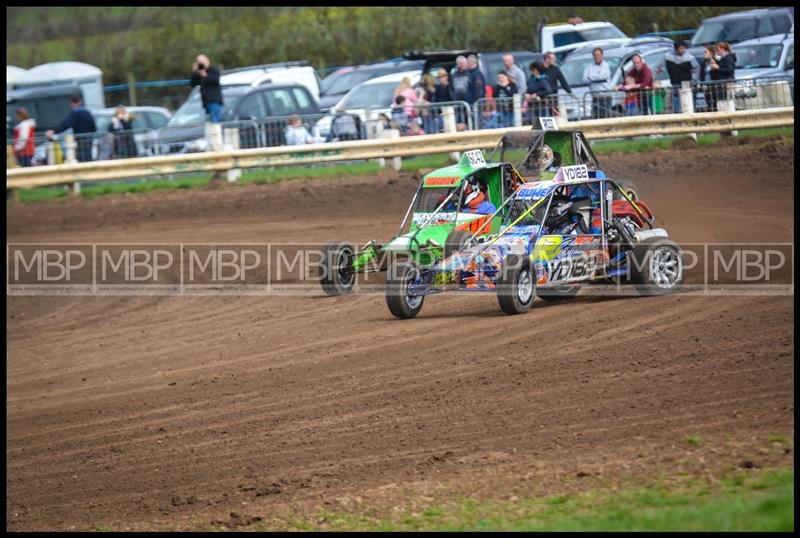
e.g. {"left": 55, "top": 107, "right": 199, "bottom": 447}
{"left": 12, "top": 108, "right": 36, "bottom": 167}
{"left": 394, "top": 76, "right": 418, "bottom": 116}
{"left": 377, "top": 112, "right": 392, "bottom": 131}
{"left": 190, "top": 53, "right": 223, "bottom": 123}
{"left": 697, "top": 45, "right": 717, "bottom": 112}
{"left": 502, "top": 53, "right": 527, "bottom": 93}
{"left": 432, "top": 68, "right": 451, "bottom": 102}
{"left": 650, "top": 80, "right": 667, "bottom": 114}
{"left": 284, "top": 115, "right": 315, "bottom": 145}
{"left": 467, "top": 54, "right": 487, "bottom": 102}
{"left": 582, "top": 47, "right": 613, "bottom": 119}
{"left": 405, "top": 117, "right": 426, "bottom": 136}
{"left": 525, "top": 60, "right": 552, "bottom": 124}
{"left": 391, "top": 95, "right": 411, "bottom": 133}
{"left": 416, "top": 73, "right": 438, "bottom": 134}
{"left": 618, "top": 76, "right": 640, "bottom": 116}
{"left": 46, "top": 96, "right": 97, "bottom": 162}
{"left": 710, "top": 42, "right": 736, "bottom": 106}
{"left": 478, "top": 103, "right": 502, "bottom": 129}
{"left": 616, "top": 53, "right": 653, "bottom": 116}
{"left": 542, "top": 51, "right": 572, "bottom": 94}
{"left": 665, "top": 40, "right": 699, "bottom": 113}
{"left": 330, "top": 112, "right": 360, "bottom": 141}
{"left": 493, "top": 71, "right": 518, "bottom": 127}
{"left": 449, "top": 55, "right": 474, "bottom": 126}
{"left": 542, "top": 51, "right": 572, "bottom": 115}
{"left": 108, "top": 105, "right": 136, "bottom": 158}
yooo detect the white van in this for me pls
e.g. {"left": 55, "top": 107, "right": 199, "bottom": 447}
{"left": 220, "top": 62, "right": 321, "bottom": 100}
{"left": 538, "top": 20, "right": 629, "bottom": 61}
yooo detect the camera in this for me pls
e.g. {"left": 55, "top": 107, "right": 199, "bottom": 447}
{"left": 197, "top": 63, "right": 206, "bottom": 71}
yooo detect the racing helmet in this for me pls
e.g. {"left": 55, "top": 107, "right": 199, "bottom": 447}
{"left": 547, "top": 196, "right": 573, "bottom": 220}
{"left": 538, "top": 144, "right": 554, "bottom": 169}
{"left": 463, "top": 183, "right": 481, "bottom": 207}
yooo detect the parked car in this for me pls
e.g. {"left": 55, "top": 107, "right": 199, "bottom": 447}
{"left": 219, "top": 61, "right": 322, "bottom": 100}
{"left": 149, "top": 82, "right": 320, "bottom": 154}
{"left": 315, "top": 70, "right": 421, "bottom": 140}
{"left": 318, "top": 60, "right": 425, "bottom": 111}
{"left": 733, "top": 32, "right": 794, "bottom": 79}
{"left": 732, "top": 33, "right": 794, "bottom": 105}
{"left": 535, "top": 19, "right": 629, "bottom": 61}
{"left": 6, "top": 84, "right": 82, "bottom": 139}
{"left": 91, "top": 106, "right": 172, "bottom": 160}
{"left": 402, "top": 49, "right": 540, "bottom": 83}
{"left": 688, "top": 7, "right": 794, "bottom": 58}
{"left": 558, "top": 42, "right": 673, "bottom": 120}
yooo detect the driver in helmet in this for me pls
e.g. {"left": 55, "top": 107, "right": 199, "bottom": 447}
{"left": 462, "top": 180, "right": 496, "bottom": 214}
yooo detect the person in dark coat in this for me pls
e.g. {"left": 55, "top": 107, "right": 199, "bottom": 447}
{"left": 190, "top": 53, "right": 224, "bottom": 123}
{"left": 525, "top": 61, "right": 552, "bottom": 125}
{"left": 542, "top": 51, "right": 572, "bottom": 116}
{"left": 108, "top": 105, "right": 137, "bottom": 158}
{"left": 46, "top": 96, "right": 97, "bottom": 162}
{"left": 710, "top": 41, "right": 737, "bottom": 104}
{"left": 493, "top": 71, "right": 518, "bottom": 126}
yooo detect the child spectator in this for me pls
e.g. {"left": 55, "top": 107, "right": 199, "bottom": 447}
{"left": 394, "top": 77, "right": 418, "bottom": 116}
{"left": 619, "top": 75, "right": 640, "bottom": 116}
{"left": 284, "top": 115, "right": 315, "bottom": 145}
{"left": 391, "top": 95, "right": 411, "bottom": 133}
{"left": 478, "top": 103, "right": 502, "bottom": 130}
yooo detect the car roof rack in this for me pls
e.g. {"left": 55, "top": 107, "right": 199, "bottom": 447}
{"left": 222, "top": 60, "right": 310, "bottom": 75}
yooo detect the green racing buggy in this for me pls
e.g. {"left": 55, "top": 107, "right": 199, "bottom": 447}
{"left": 319, "top": 129, "right": 638, "bottom": 295}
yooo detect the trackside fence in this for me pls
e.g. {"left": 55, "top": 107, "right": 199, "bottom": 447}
{"left": 6, "top": 107, "right": 793, "bottom": 194}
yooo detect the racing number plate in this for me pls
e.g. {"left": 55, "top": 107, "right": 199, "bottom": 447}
{"left": 465, "top": 149, "right": 485, "bottom": 167}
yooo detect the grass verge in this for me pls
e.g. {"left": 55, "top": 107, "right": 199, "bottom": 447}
{"left": 241, "top": 467, "right": 793, "bottom": 532}
{"left": 10, "top": 126, "right": 793, "bottom": 205}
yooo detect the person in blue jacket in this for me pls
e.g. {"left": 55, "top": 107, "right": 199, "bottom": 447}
{"left": 46, "top": 96, "right": 97, "bottom": 162}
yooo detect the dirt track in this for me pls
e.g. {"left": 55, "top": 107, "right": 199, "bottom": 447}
{"left": 6, "top": 138, "right": 795, "bottom": 530}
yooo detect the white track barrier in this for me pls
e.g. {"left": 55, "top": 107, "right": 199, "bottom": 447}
{"left": 7, "top": 108, "right": 794, "bottom": 191}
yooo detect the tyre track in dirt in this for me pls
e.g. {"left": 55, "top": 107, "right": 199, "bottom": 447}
{"left": 6, "top": 139, "right": 794, "bottom": 530}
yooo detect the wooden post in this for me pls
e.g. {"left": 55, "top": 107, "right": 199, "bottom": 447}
{"left": 378, "top": 129, "right": 402, "bottom": 171}
{"left": 127, "top": 73, "right": 137, "bottom": 106}
{"left": 441, "top": 106, "right": 459, "bottom": 162}
{"left": 223, "top": 128, "right": 241, "bottom": 182}
{"left": 7, "top": 145, "right": 16, "bottom": 168}
{"left": 70, "top": 181, "right": 81, "bottom": 196}
{"left": 205, "top": 122, "right": 223, "bottom": 151}
{"left": 47, "top": 140, "right": 57, "bottom": 165}
{"left": 513, "top": 93, "right": 523, "bottom": 127}
{"left": 64, "top": 134, "right": 78, "bottom": 164}
{"left": 679, "top": 81, "right": 696, "bottom": 142}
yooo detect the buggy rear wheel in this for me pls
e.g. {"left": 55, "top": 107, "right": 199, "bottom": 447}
{"left": 614, "top": 179, "right": 639, "bottom": 201}
{"left": 386, "top": 262, "right": 424, "bottom": 319}
{"left": 320, "top": 241, "right": 356, "bottom": 296}
{"left": 628, "top": 237, "right": 683, "bottom": 295}
{"left": 444, "top": 229, "right": 471, "bottom": 258}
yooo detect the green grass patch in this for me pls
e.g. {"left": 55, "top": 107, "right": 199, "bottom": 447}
{"left": 684, "top": 435, "right": 704, "bottom": 446}
{"left": 244, "top": 468, "right": 794, "bottom": 532}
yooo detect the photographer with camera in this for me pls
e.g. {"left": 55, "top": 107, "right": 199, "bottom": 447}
{"left": 189, "top": 54, "right": 223, "bottom": 123}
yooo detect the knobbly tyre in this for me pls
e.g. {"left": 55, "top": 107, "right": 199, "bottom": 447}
{"left": 319, "top": 129, "right": 638, "bottom": 295}
{"left": 385, "top": 163, "right": 681, "bottom": 319}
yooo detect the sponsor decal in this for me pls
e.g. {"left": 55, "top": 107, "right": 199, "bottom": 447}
{"left": 532, "top": 236, "right": 563, "bottom": 261}
{"left": 424, "top": 176, "right": 460, "bottom": 186}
